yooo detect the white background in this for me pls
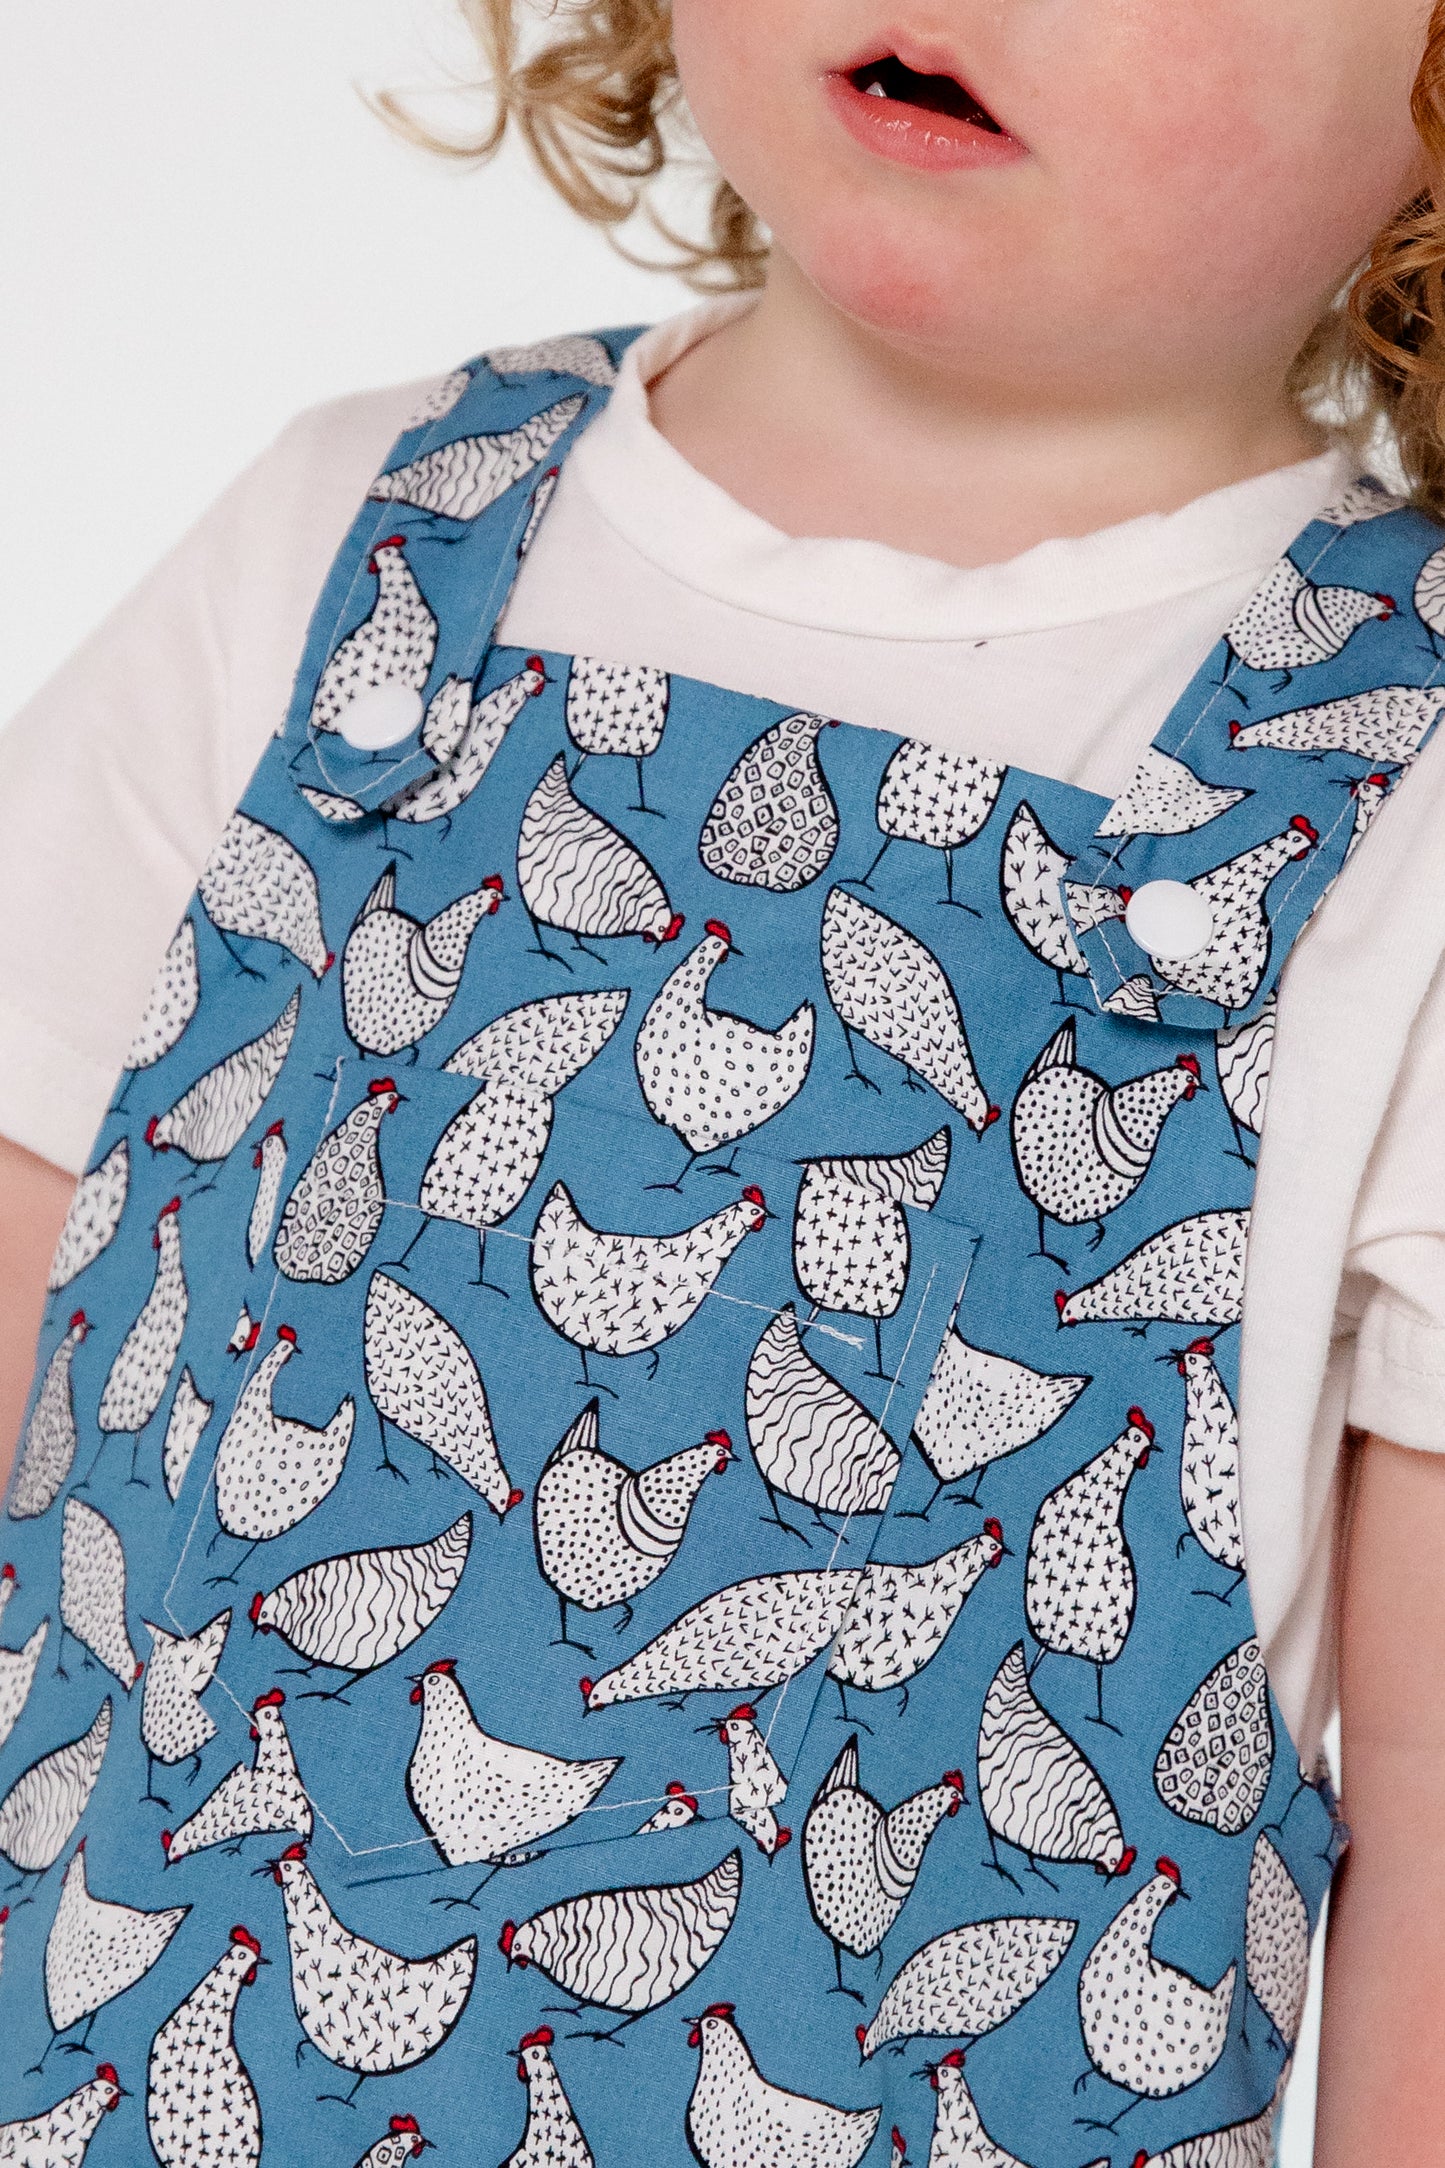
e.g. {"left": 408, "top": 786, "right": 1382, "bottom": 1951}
{"left": 0, "top": 5, "right": 1322, "bottom": 2157}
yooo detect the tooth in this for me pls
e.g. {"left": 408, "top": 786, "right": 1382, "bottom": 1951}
{"left": 865, "top": 80, "right": 888, "bottom": 97}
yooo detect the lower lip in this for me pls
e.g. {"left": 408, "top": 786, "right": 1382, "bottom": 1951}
{"left": 825, "top": 72, "right": 1025, "bottom": 172}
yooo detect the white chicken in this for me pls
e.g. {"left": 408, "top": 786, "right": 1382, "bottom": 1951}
{"left": 826, "top": 1528, "right": 1007, "bottom": 1715}
{"left": 416, "top": 987, "right": 629, "bottom": 1288}
{"left": 909, "top": 1331, "right": 1089, "bottom": 1516}
{"left": 227, "top": 1309, "right": 259, "bottom": 1360}
{"left": 46, "top": 1142, "right": 129, "bottom": 1294}
{"left": 859, "top": 1914, "right": 1078, "bottom": 2059}
{"left": 147, "top": 1928, "right": 264, "bottom": 2168}
{"left": 273, "top": 1078, "right": 403, "bottom": 1285}
{"left": 0, "top": 1699, "right": 111, "bottom": 1881}
{"left": 1010, "top": 1021, "right": 1202, "bottom": 1261}
{"left": 121, "top": 921, "right": 200, "bottom": 1084}
{"left": 918, "top": 2049, "right": 1032, "bottom": 2168}
{"left": 1228, "top": 681, "right": 1445, "bottom": 763}
{"left": 498, "top": 1850, "right": 742, "bottom": 2039}
{"left": 861, "top": 743, "right": 1006, "bottom": 905}
{"left": 197, "top": 811, "right": 332, "bottom": 979}
{"left": 140, "top": 1608, "right": 229, "bottom": 1802}
{"left": 503, "top": 2026, "right": 594, "bottom": 2168}
{"left": 566, "top": 656, "right": 671, "bottom": 812}
{"left": 270, "top": 1842, "right": 476, "bottom": 2100}
{"left": 308, "top": 534, "right": 436, "bottom": 739}
{"left": 212, "top": 1325, "right": 356, "bottom": 1549}
{"left": 0, "top": 2064, "right": 125, "bottom": 2168}
{"left": 801, "top": 1735, "right": 963, "bottom": 1991}
{"left": 685, "top": 2003, "right": 880, "bottom": 2168}
{"left": 366, "top": 395, "right": 585, "bottom": 521}
{"left": 517, "top": 756, "right": 684, "bottom": 963}
{"left": 9, "top": 1310, "right": 89, "bottom": 1520}
{"left": 1153, "top": 1637, "right": 1275, "bottom": 1836}
{"left": 44, "top": 1840, "right": 188, "bottom": 2041}
{"left": 529, "top": 1180, "right": 769, "bottom": 1382}
{"left": 1224, "top": 554, "right": 1393, "bottom": 676}
{"left": 487, "top": 332, "right": 619, "bottom": 386}
{"left": 793, "top": 1127, "right": 951, "bottom": 1378}
{"left": 533, "top": 1400, "right": 731, "bottom": 1649}
{"left": 363, "top": 1272, "right": 521, "bottom": 1510}
{"left": 700, "top": 714, "right": 841, "bottom": 893}
{"left": 354, "top": 2116, "right": 433, "bottom": 2168}
{"left": 745, "top": 1307, "right": 902, "bottom": 1537}
{"left": 94, "top": 1198, "right": 187, "bottom": 1473}
{"left": 634, "top": 1781, "right": 701, "bottom": 1835}
{"left": 1025, "top": 1410, "right": 1155, "bottom": 1729}
{"left": 1132, "top": 2086, "right": 1283, "bottom": 2168}
{"left": 1244, "top": 1832, "right": 1309, "bottom": 2050}
{"left": 976, "top": 1644, "right": 1132, "bottom": 1886}
{"left": 161, "top": 1368, "right": 212, "bottom": 1504}
{"left": 821, "top": 888, "right": 998, "bottom": 1132}
{"left": 1055, "top": 1211, "right": 1249, "bottom": 1332}
{"left": 248, "top": 1513, "right": 472, "bottom": 1682}
{"left": 634, "top": 921, "right": 816, "bottom": 1182}
{"left": 406, "top": 1658, "right": 620, "bottom": 1890}
{"left": 1215, "top": 995, "right": 1274, "bottom": 1160}
{"left": 999, "top": 802, "right": 1137, "bottom": 1009}
{"left": 1076, "top": 1862, "right": 1235, "bottom": 2123}
{"left": 145, "top": 986, "right": 300, "bottom": 1164}
{"left": 0, "top": 1591, "right": 46, "bottom": 1751}
{"left": 1095, "top": 747, "right": 1249, "bottom": 841}
{"left": 710, "top": 1703, "right": 790, "bottom": 1858}
{"left": 1344, "top": 767, "right": 1394, "bottom": 860}
{"left": 59, "top": 1497, "right": 142, "bottom": 1690}
{"left": 160, "top": 1686, "right": 312, "bottom": 1864}
{"left": 342, "top": 865, "right": 504, "bottom": 1057}
{"left": 579, "top": 1571, "right": 854, "bottom": 1714}
{"left": 1120, "top": 818, "right": 1317, "bottom": 1017}
{"left": 245, "top": 1118, "right": 287, "bottom": 1269}
{"left": 1173, "top": 1336, "right": 1244, "bottom": 1594}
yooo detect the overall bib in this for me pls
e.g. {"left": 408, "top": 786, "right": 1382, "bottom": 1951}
{"left": 0, "top": 331, "right": 1438, "bottom": 2168}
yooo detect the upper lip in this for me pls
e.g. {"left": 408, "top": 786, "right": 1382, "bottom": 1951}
{"left": 836, "top": 29, "right": 1007, "bottom": 132}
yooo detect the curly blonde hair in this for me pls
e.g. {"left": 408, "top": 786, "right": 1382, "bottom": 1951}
{"left": 388, "top": 0, "right": 1445, "bottom": 512}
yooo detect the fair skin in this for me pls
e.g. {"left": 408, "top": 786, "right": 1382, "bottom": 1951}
{"left": 655, "top": 1, "right": 1442, "bottom": 2158}
{"left": 1, "top": 1, "right": 1440, "bottom": 2157}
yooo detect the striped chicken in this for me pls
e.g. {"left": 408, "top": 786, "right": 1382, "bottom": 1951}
{"left": 498, "top": 1849, "right": 742, "bottom": 2032}
{"left": 146, "top": 987, "right": 300, "bottom": 1162}
{"left": 0, "top": 1699, "right": 112, "bottom": 1876}
{"left": 248, "top": 1514, "right": 472, "bottom": 1678}
{"left": 367, "top": 395, "right": 585, "bottom": 521}
{"left": 518, "top": 757, "right": 683, "bottom": 954}
{"left": 801, "top": 1737, "right": 964, "bottom": 1982}
{"left": 47, "top": 1140, "right": 129, "bottom": 1293}
{"left": 1215, "top": 995, "right": 1274, "bottom": 1152}
{"left": 859, "top": 1913, "right": 1076, "bottom": 2059}
{"left": 745, "top": 1308, "right": 901, "bottom": 1533}
{"left": 9, "top": 1310, "right": 89, "bottom": 1518}
{"left": 976, "top": 1645, "right": 1132, "bottom": 1882}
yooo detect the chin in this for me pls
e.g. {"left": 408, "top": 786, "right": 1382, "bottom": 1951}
{"left": 792, "top": 205, "right": 1014, "bottom": 355}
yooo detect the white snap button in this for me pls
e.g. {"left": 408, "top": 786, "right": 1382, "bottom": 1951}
{"left": 336, "top": 681, "right": 424, "bottom": 751}
{"left": 1123, "top": 879, "right": 1215, "bottom": 962}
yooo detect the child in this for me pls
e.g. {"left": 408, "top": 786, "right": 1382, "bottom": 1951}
{"left": 0, "top": 2, "right": 1442, "bottom": 2161}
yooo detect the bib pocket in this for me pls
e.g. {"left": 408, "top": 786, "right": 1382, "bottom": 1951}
{"left": 153, "top": 1063, "right": 979, "bottom": 1884}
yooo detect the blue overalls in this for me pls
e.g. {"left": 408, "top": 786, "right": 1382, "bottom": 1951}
{"left": 0, "top": 334, "right": 1437, "bottom": 2168}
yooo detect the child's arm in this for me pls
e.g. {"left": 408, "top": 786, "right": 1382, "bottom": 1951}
{"left": 0, "top": 1136, "right": 75, "bottom": 1491}
{"left": 1315, "top": 1430, "right": 1445, "bottom": 2164}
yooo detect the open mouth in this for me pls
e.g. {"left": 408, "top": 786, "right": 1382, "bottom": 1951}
{"left": 847, "top": 55, "right": 1004, "bottom": 135}
{"left": 826, "top": 48, "right": 1022, "bottom": 172}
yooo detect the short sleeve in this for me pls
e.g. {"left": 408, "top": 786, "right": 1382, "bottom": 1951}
{"left": 1345, "top": 943, "right": 1445, "bottom": 1450}
{"left": 0, "top": 378, "right": 427, "bottom": 1173}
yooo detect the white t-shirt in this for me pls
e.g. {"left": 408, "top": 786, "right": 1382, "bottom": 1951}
{"left": 5, "top": 298, "right": 1444, "bottom": 1764}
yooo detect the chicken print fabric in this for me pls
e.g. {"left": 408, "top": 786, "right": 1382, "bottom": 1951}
{"left": 4, "top": 330, "right": 1437, "bottom": 2168}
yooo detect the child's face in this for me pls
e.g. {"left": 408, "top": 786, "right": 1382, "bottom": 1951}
{"left": 672, "top": 0, "right": 1429, "bottom": 398}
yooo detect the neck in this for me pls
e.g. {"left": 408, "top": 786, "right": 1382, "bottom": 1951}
{"left": 649, "top": 254, "right": 1328, "bottom": 570}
